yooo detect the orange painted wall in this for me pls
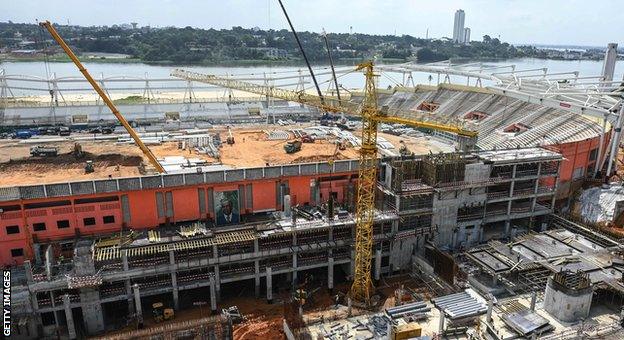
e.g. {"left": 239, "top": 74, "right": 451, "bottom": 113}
{"left": 0, "top": 170, "right": 356, "bottom": 266}
{"left": 252, "top": 180, "right": 276, "bottom": 212}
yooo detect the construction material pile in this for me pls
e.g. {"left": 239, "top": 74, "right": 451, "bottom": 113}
{"left": 577, "top": 184, "right": 624, "bottom": 223}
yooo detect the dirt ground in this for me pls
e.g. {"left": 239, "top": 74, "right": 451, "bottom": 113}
{"left": 0, "top": 126, "right": 449, "bottom": 186}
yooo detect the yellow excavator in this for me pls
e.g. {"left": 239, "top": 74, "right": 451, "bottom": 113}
{"left": 152, "top": 302, "right": 174, "bottom": 323}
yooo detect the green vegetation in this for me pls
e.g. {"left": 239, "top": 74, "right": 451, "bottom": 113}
{"left": 113, "top": 95, "right": 148, "bottom": 104}
{"left": 1, "top": 22, "right": 534, "bottom": 65}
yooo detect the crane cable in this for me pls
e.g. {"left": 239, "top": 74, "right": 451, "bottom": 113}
{"left": 36, "top": 19, "right": 56, "bottom": 123}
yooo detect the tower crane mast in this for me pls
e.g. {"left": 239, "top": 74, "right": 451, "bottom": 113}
{"left": 172, "top": 62, "right": 478, "bottom": 304}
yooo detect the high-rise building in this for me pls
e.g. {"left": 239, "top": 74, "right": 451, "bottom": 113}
{"left": 453, "top": 9, "right": 465, "bottom": 43}
{"left": 463, "top": 27, "right": 471, "bottom": 44}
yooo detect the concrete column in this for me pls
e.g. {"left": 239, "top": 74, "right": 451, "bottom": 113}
{"left": 349, "top": 248, "right": 356, "bottom": 279}
{"left": 328, "top": 257, "right": 334, "bottom": 291}
{"left": 132, "top": 284, "right": 143, "bottom": 328}
{"left": 438, "top": 308, "right": 445, "bottom": 334}
{"left": 213, "top": 265, "right": 221, "bottom": 302}
{"left": 63, "top": 294, "right": 77, "bottom": 340}
{"left": 530, "top": 291, "right": 537, "bottom": 311}
{"left": 254, "top": 260, "right": 261, "bottom": 298}
{"left": 266, "top": 266, "right": 273, "bottom": 303}
{"left": 122, "top": 251, "right": 134, "bottom": 314}
{"left": 169, "top": 251, "right": 179, "bottom": 310}
{"left": 504, "top": 220, "right": 511, "bottom": 238}
{"left": 486, "top": 299, "right": 493, "bottom": 324}
{"left": 45, "top": 245, "right": 53, "bottom": 280}
{"left": 23, "top": 260, "right": 33, "bottom": 283}
{"left": 209, "top": 275, "right": 217, "bottom": 313}
{"left": 284, "top": 194, "right": 291, "bottom": 217}
{"left": 374, "top": 248, "right": 382, "bottom": 281}
{"left": 79, "top": 288, "right": 105, "bottom": 334}
{"left": 292, "top": 253, "right": 298, "bottom": 287}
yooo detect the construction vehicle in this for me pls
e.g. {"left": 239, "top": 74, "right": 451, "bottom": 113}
{"left": 84, "top": 160, "right": 94, "bottom": 174}
{"left": 301, "top": 134, "right": 315, "bottom": 143}
{"left": 30, "top": 145, "right": 58, "bottom": 157}
{"left": 284, "top": 140, "right": 302, "bottom": 154}
{"left": 39, "top": 21, "right": 165, "bottom": 173}
{"left": 172, "top": 63, "right": 477, "bottom": 305}
{"left": 73, "top": 143, "right": 84, "bottom": 158}
{"left": 58, "top": 126, "right": 71, "bottom": 136}
{"left": 151, "top": 302, "right": 174, "bottom": 323}
{"left": 399, "top": 140, "right": 413, "bottom": 157}
{"left": 221, "top": 306, "right": 244, "bottom": 323}
{"left": 226, "top": 126, "right": 235, "bottom": 145}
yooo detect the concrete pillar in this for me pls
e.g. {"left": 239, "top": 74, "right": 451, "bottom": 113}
{"left": 284, "top": 194, "right": 291, "bottom": 217}
{"left": 347, "top": 297, "right": 352, "bottom": 316}
{"left": 214, "top": 265, "right": 221, "bottom": 302}
{"left": 292, "top": 253, "right": 298, "bottom": 287}
{"left": 349, "top": 248, "right": 356, "bottom": 279}
{"left": 266, "top": 266, "right": 273, "bottom": 303}
{"left": 45, "top": 245, "right": 53, "bottom": 280}
{"left": 209, "top": 275, "right": 217, "bottom": 313}
{"left": 254, "top": 260, "right": 261, "bottom": 298}
{"left": 486, "top": 299, "right": 493, "bottom": 324}
{"left": 169, "top": 251, "right": 179, "bottom": 310}
{"left": 601, "top": 43, "right": 618, "bottom": 84}
{"left": 374, "top": 248, "right": 382, "bottom": 281}
{"left": 504, "top": 220, "right": 511, "bottom": 238}
{"left": 132, "top": 284, "right": 143, "bottom": 328}
{"left": 122, "top": 251, "right": 134, "bottom": 314}
{"left": 328, "top": 257, "right": 334, "bottom": 291}
{"left": 23, "top": 260, "right": 33, "bottom": 283}
{"left": 438, "top": 308, "right": 445, "bottom": 334}
{"left": 63, "top": 294, "right": 77, "bottom": 340}
{"left": 530, "top": 291, "right": 537, "bottom": 311}
{"left": 79, "top": 288, "right": 105, "bottom": 334}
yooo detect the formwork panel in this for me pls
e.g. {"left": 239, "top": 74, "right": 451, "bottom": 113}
{"left": 142, "top": 176, "right": 163, "bottom": 189}
{"left": 282, "top": 165, "right": 299, "bottom": 176}
{"left": 45, "top": 183, "right": 71, "bottom": 197}
{"left": 19, "top": 185, "right": 46, "bottom": 199}
{"left": 226, "top": 169, "right": 245, "bottom": 182}
{"left": 118, "top": 178, "right": 141, "bottom": 191}
{"left": 300, "top": 163, "right": 317, "bottom": 175}
{"left": 334, "top": 161, "right": 351, "bottom": 173}
{"left": 184, "top": 173, "right": 204, "bottom": 185}
{"left": 163, "top": 174, "right": 184, "bottom": 187}
{"left": 70, "top": 181, "right": 95, "bottom": 195}
{"left": 0, "top": 187, "right": 20, "bottom": 201}
{"left": 318, "top": 163, "right": 332, "bottom": 174}
{"left": 264, "top": 167, "right": 281, "bottom": 178}
{"left": 245, "top": 168, "right": 264, "bottom": 180}
{"left": 205, "top": 172, "right": 225, "bottom": 183}
{"left": 95, "top": 180, "right": 118, "bottom": 193}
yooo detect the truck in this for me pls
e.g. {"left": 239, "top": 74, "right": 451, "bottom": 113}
{"left": 30, "top": 145, "right": 59, "bottom": 157}
{"left": 284, "top": 140, "right": 302, "bottom": 154}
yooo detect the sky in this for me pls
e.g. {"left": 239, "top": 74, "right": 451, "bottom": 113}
{"left": 1, "top": 0, "right": 622, "bottom": 47}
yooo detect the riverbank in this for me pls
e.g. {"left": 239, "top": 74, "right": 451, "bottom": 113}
{"left": 0, "top": 54, "right": 407, "bottom": 67}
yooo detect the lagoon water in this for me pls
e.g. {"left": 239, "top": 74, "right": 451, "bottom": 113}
{"left": 1, "top": 58, "right": 623, "bottom": 96}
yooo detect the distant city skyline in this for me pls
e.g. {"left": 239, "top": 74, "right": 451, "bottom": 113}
{"left": 0, "top": 0, "right": 622, "bottom": 46}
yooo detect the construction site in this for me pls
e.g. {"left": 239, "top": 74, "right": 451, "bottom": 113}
{"left": 2, "top": 14, "right": 624, "bottom": 340}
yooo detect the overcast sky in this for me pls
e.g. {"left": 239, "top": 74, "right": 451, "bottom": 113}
{"left": 1, "top": 0, "right": 622, "bottom": 46}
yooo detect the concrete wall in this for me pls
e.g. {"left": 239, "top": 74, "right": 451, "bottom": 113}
{"left": 543, "top": 279, "right": 593, "bottom": 322}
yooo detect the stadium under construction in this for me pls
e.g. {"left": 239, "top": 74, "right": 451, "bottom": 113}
{"left": 2, "top": 44, "right": 624, "bottom": 339}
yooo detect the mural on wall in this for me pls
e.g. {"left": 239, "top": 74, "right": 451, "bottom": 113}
{"left": 214, "top": 190, "right": 240, "bottom": 225}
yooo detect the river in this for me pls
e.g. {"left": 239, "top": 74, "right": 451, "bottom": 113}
{"left": 1, "top": 58, "right": 623, "bottom": 96}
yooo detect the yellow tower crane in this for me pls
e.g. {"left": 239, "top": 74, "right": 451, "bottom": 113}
{"left": 171, "top": 62, "right": 478, "bottom": 304}
{"left": 39, "top": 21, "right": 166, "bottom": 173}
